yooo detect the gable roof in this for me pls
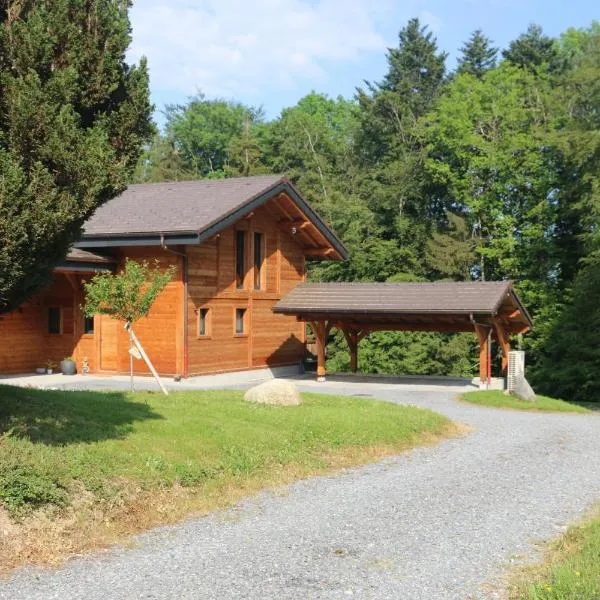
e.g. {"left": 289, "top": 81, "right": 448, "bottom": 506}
{"left": 273, "top": 281, "right": 532, "bottom": 332}
{"left": 78, "top": 175, "right": 348, "bottom": 259}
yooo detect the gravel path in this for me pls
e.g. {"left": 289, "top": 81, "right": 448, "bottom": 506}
{"left": 1, "top": 381, "right": 599, "bottom": 600}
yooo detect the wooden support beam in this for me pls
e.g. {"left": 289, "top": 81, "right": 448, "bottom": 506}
{"left": 308, "top": 320, "right": 329, "bottom": 380}
{"left": 474, "top": 324, "right": 491, "bottom": 385}
{"left": 342, "top": 328, "right": 360, "bottom": 373}
{"left": 492, "top": 319, "right": 511, "bottom": 376}
{"left": 304, "top": 247, "right": 335, "bottom": 258}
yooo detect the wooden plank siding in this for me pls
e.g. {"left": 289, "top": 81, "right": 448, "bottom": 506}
{"left": 0, "top": 276, "right": 77, "bottom": 373}
{"left": 0, "top": 203, "right": 307, "bottom": 377}
{"left": 186, "top": 204, "right": 305, "bottom": 376}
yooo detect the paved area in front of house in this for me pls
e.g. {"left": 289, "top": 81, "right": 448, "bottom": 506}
{"left": 1, "top": 379, "right": 599, "bottom": 600}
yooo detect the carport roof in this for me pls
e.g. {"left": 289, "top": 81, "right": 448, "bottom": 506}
{"left": 273, "top": 281, "right": 532, "bottom": 332}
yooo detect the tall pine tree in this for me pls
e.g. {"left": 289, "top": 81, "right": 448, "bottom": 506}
{"left": 0, "top": 0, "right": 153, "bottom": 314}
{"left": 356, "top": 18, "right": 448, "bottom": 277}
{"left": 502, "top": 24, "right": 557, "bottom": 70}
{"left": 457, "top": 29, "right": 498, "bottom": 78}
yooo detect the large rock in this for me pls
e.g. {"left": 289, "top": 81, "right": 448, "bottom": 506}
{"left": 244, "top": 379, "right": 302, "bottom": 406}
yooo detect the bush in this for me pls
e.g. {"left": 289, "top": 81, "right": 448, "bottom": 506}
{"left": 0, "top": 467, "right": 68, "bottom": 515}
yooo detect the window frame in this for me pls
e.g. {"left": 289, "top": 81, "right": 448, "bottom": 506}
{"left": 235, "top": 229, "right": 246, "bottom": 290}
{"left": 234, "top": 307, "right": 247, "bottom": 336}
{"left": 47, "top": 306, "right": 62, "bottom": 335}
{"left": 198, "top": 307, "right": 211, "bottom": 339}
{"left": 253, "top": 231, "right": 265, "bottom": 291}
{"left": 83, "top": 314, "right": 95, "bottom": 336}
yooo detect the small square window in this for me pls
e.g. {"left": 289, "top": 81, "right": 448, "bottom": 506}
{"left": 83, "top": 315, "right": 95, "bottom": 335}
{"left": 48, "top": 307, "right": 61, "bottom": 335}
{"left": 235, "top": 308, "right": 246, "bottom": 335}
{"left": 199, "top": 308, "right": 210, "bottom": 337}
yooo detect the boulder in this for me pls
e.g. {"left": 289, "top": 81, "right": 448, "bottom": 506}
{"left": 244, "top": 379, "right": 302, "bottom": 407}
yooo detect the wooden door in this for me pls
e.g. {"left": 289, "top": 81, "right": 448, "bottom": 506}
{"left": 99, "top": 315, "right": 118, "bottom": 371}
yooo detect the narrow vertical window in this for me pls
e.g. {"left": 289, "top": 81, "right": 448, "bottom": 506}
{"left": 235, "top": 308, "right": 246, "bottom": 335}
{"left": 83, "top": 315, "right": 94, "bottom": 335}
{"left": 254, "top": 232, "right": 263, "bottom": 290}
{"left": 48, "top": 307, "right": 61, "bottom": 334}
{"left": 235, "top": 230, "right": 246, "bottom": 289}
{"left": 199, "top": 308, "right": 209, "bottom": 337}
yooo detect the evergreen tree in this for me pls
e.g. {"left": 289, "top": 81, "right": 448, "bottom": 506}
{"left": 425, "top": 212, "right": 475, "bottom": 280}
{"left": 356, "top": 18, "right": 448, "bottom": 278}
{"left": 380, "top": 18, "right": 448, "bottom": 116}
{"left": 0, "top": 0, "right": 153, "bottom": 315}
{"left": 456, "top": 29, "right": 498, "bottom": 78}
{"left": 502, "top": 24, "right": 558, "bottom": 70}
{"left": 531, "top": 252, "right": 600, "bottom": 402}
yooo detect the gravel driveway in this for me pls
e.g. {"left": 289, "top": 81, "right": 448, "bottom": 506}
{"left": 1, "top": 380, "right": 599, "bottom": 600}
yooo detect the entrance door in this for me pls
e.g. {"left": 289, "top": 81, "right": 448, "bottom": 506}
{"left": 99, "top": 315, "right": 118, "bottom": 371}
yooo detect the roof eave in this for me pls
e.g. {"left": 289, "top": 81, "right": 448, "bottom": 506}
{"left": 76, "top": 178, "right": 348, "bottom": 259}
{"left": 194, "top": 179, "right": 349, "bottom": 260}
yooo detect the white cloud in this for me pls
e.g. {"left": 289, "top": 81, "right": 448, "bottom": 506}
{"left": 127, "top": 0, "right": 389, "bottom": 101}
{"left": 419, "top": 10, "right": 442, "bottom": 33}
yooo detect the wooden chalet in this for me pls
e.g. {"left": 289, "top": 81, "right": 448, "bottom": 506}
{"left": 0, "top": 174, "right": 531, "bottom": 382}
{"left": 0, "top": 176, "right": 346, "bottom": 377}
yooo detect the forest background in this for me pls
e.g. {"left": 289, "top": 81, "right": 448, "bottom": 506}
{"left": 134, "top": 20, "right": 600, "bottom": 402}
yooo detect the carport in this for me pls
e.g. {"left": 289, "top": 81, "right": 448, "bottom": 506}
{"left": 273, "top": 281, "right": 532, "bottom": 383}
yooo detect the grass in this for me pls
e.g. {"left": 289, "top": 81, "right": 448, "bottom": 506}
{"left": 459, "top": 390, "right": 591, "bottom": 414}
{"left": 510, "top": 507, "right": 600, "bottom": 599}
{"left": 0, "top": 384, "right": 457, "bottom": 570}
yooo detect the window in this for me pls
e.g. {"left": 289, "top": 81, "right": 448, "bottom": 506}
{"left": 198, "top": 308, "right": 210, "bottom": 337}
{"left": 254, "top": 232, "right": 264, "bottom": 290}
{"left": 235, "top": 230, "right": 246, "bottom": 289}
{"left": 48, "top": 307, "right": 61, "bottom": 334}
{"left": 235, "top": 308, "right": 246, "bottom": 335}
{"left": 83, "top": 315, "right": 95, "bottom": 335}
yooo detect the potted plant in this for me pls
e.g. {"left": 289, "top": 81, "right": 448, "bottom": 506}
{"left": 46, "top": 360, "right": 57, "bottom": 375}
{"left": 60, "top": 356, "right": 77, "bottom": 375}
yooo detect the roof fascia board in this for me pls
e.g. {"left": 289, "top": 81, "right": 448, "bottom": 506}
{"left": 273, "top": 307, "right": 497, "bottom": 316}
{"left": 55, "top": 262, "right": 115, "bottom": 273}
{"left": 75, "top": 234, "right": 200, "bottom": 248}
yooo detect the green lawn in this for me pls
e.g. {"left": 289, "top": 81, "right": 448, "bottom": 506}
{"left": 460, "top": 390, "right": 590, "bottom": 414}
{"left": 511, "top": 509, "right": 600, "bottom": 599}
{"left": 0, "top": 384, "right": 454, "bottom": 568}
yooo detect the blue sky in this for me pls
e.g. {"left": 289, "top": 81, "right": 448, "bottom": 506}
{"left": 127, "top": 0, "right": 598, "bottom": 128}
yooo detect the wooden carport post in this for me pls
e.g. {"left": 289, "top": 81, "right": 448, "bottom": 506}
{"left": 308, "top": 321, "right": 331, "bottom": 381}
{"left": 492, "top": 319, "right": 511, "bottom": 377}
{"left": 474, "top": 324, "right": 491, "bottom": 387}
{"left": 341, "top": 328, "right": 369, "bottom": 373}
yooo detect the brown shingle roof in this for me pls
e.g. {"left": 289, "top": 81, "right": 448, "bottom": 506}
{"left": 65, "top": 248, "right": 114, "bottom": 264}
{"left": 79, "top": 175, "right": 348, "bottom": 259}
{"left": 83, "top": 175, "right": 284, "bottom": 236}
{"left": 274, "top": 281, "right": 517, "bottom": 316}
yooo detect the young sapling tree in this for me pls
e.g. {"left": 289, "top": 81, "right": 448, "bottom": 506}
{"left": 84, "top": 259, "right": 175, "bottom": 394}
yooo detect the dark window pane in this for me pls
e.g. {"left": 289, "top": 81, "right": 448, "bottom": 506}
{"left": 48, "top": 307, "right": 61, "bottom": 334}
{"left": 83, "top": 315, "right": 94, "bottom": 335}
{"left": 236, "top": 230, "right": 245, "bottom": 289}
{"left": 199, "top": 308, "right": 209, "bottom": 336}
{"left": 254, "top": 232, "right": 263, "bottom": 290}
{"left": 235, "top": 308, "right": 246, "bottom": 334}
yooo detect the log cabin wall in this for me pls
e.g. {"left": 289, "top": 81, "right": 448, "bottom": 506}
{"left": 93, "top": 247, "right": 184, "bottom": 377}
{"left": 0, "top": 275, "right": 76, "bottom": 373}
{"left": 187, "top": 204, "right": 306, "bottom": 376}
{"left": 0, "top": 204, "right": 307, "bottom": 377}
